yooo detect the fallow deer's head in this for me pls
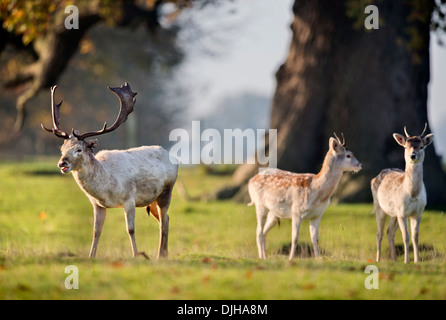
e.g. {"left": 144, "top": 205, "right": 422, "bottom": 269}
{"left": 41, "top": 83, "right": 137, "bottom": 174}
{"left": 330, "top": 132, "right": 362, "bottom": 173}
{"left": 393, "top": 123, "right": 434, "bottom": 165}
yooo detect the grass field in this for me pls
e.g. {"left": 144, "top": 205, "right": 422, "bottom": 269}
{"left": 0, "top": 158, "right": 445, "bottom": 299}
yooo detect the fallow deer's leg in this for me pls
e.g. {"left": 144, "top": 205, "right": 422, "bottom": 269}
{"left": 397, "top": 216, "right": 410, "bottom": 263}
{"left": 255, "top": 205, "right": 268, "bottom": 259}
{"left": 263, "top": 213, "right": 278, "bottom": 238}
{"left": 309, "top": 217, "right": 321, "bottom": 258}
{"left": 387, "top": 217, "right": 398, "bottom": 261}
{"left": 261, "top": 213, "right": 279, "bottom": 258}
{"left": 410, "top": 216, "right": 421, "bottom": 263}
{"left": 89, "top": 204, "right": 106, "bottom": 258}
{"left": 375, "top": 207, "right": 387, "bottom": 262}
{"left": 124, "top": 202, "right": 138, "bottom": 257}
{"left": 289, "top": 215, "right": 302, "bottom": 260}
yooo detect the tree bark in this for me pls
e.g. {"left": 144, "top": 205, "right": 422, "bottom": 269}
{"left": 232, "top": 0, "right": 446, "bottom": 206}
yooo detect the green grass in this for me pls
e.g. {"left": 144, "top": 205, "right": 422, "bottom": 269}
{"left": 0, "top": 158, "right": 445, "bottom": 299}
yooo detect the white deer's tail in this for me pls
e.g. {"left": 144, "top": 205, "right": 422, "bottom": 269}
{"left": 247, "top": 201, "right": 254, "bottom": 206}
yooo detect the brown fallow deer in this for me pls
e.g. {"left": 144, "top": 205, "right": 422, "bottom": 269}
{"left": 41, "top": 83, "right": 178, "bottom": 259}
{"left": 248, "top": 134, "right": 362, "bottom": 260}
{"left": 371, "top": 124, "right": 434, "bottom": 263}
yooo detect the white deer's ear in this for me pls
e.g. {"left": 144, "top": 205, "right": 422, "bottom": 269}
{"left": 422, "top": 134, "right": 434, "bottom": 147}
{"left": 329, "top": 137, "right": 341, "bottom": 154}
{"left": 86, "top": 139, "right": 98, "bottom": 149}
{"left": 393, "top": 133, "right": 406, "bottom": 147}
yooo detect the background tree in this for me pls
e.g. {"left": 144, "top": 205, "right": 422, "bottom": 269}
{"left": 232, "top": 0, "right": 446, "bottom": 206}
{"left": 0, "top": 0, "right": 198, "bottom": 153}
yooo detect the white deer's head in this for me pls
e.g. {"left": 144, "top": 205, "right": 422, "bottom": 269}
{"left": 41, "top": 83, "right": 137, "bottom": 174}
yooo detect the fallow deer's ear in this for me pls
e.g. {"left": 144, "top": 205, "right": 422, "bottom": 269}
{"left": 393, "top": 133, "right": 406, "bottom": 147}
{"left": 86, "top": 139, "right": 98, "bottom": 149}
{"left": 329, "top": 137, "right": 341, "bottom": 154}
{"left": 422, "top": 134, "right": 434, "bottom": 147}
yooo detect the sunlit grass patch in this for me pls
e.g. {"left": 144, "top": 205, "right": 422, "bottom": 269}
{"left": 0, "top": 159, "right": 445, "bottom": 299}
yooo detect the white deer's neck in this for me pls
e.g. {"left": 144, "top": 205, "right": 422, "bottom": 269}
{"left": 404, "top": 162, "right": 423, "bottom": 198}
{"left": 313, "top": 153, "right": 344, "bottom": 202}
{"left": 72, "top": 154, "right": 106, "bottom": 195}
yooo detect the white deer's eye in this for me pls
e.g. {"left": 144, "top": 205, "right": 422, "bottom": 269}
{"left": 346, "top": 154, "right": 351, "bottom": 158}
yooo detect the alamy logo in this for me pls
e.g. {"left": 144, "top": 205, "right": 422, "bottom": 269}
{"left": 364, "top": 265, "right": 379, "bottom": 289}
{"left": 364, "top": 5, "right": 379, "bottom": 30}
{"left": 64, "top": 265, "right": 79, "bottom": 289}
{"left": 169, "top": 121, "right": 277, "bottom": 171}
{"left": 64, "top": 5, "right": 79, "bottom": 30}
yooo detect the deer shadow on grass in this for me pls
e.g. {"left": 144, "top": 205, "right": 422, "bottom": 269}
{"left": 277, "top": 242, "right": 441, "bottom": 261}
{"left": 277, "top": 242, "right": 330, "bottom": 258}
{"left": 391, "top": 243, "right": 442, "bottom": 261}
{"left": 25, "top": 169, "right": 60, "bottom": 176}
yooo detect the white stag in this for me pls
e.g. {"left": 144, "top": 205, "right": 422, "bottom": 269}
{"left": 248, "top": 134, "right": 362, "bottom": 260}
{"left": 41, "top": 83, "right": 178, "bottom": 259}
{"left": 371, "top": 124, "right": 434, "bottom": 263}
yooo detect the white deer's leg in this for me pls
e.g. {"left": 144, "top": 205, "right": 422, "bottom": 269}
{"left": 255, "top": 205, "right": 268, "bottom": 259}
{"left": 309, "top": 217, "right": 321, "bottom": 258}
{"left": 158, "top": 207, "right": 169, "bottom": 259}
{"left": 156, "top": 186, "right": 173, "bottom": 259}
{"left": 158, "top": 209, "right": 169, "bottom": 259}
{"left": 410, "top": 216, "right": 421, "bottom": 263}
{"left": 124, "top": 203, "right": 138, "bottom": 257}
{"left": 289, "top": 215, "right": 302, "bottom": 260}
{"left": 375, "top": 208, "right": 386, "bottom": 262}
{"left": 397, "top": 216, "right": 410, "bottom": 263}
{"left": 89, "top": 205, "right": 106, "bottom": 258}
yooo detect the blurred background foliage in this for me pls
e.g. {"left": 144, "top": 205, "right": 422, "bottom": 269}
{"left": 0, "top": 0, "right": 227, "bottom": 154}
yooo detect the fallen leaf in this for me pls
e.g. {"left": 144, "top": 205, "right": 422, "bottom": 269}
{"left": 170, "top": 286, "right": 180, "bottom": 294}
{"left": 418, "top": 287, "right": 429, "bottom": 295}
{"left": 202, "top": 275, "right": 211, "bottom": 284}
{"left": 245, "top": 270, "right": 253, "bottom": 279}
{"left": 379, "top": 272, "right": 395, "bottom": 281}
{"left": 111, "top": 261, "right": 124, "bottom": 268}
{"left": 301, "top": 283, "right": 316, "bottom": 290}
{"left": 17, "top": 283, "right": 31, "bottom": 292}
{"left": 201, "top": 257, "right": 211, "bottom": 264}
{"left": 38, "top": 212, "right": 47, "bottom": 221}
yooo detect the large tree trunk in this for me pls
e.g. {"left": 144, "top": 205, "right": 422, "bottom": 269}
{"left": 232, "top": 0, "right": 446, "bottom": 207}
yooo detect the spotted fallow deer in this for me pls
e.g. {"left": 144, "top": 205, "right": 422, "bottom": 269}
{"left": 41, "top": 83, "right": 178, "bottom": 259}
{"left": 248, "top": 134, "right": 362, "bottom": 260}
{"left": 371, "top": 124, "right": 434, "bottom": 263}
